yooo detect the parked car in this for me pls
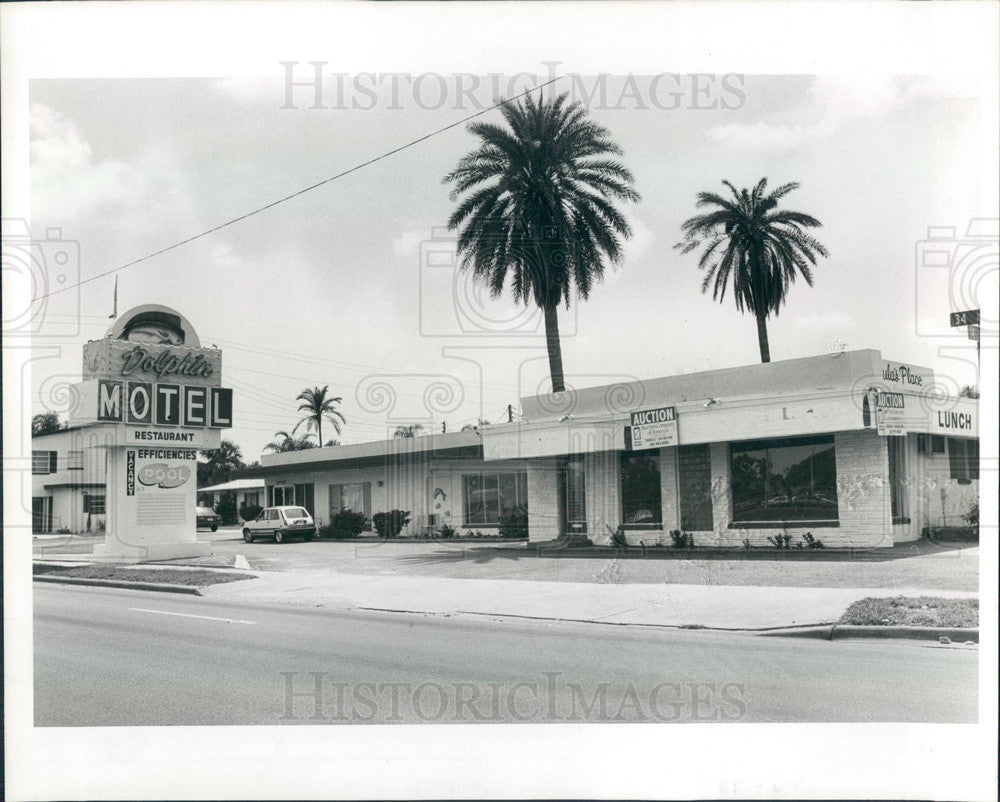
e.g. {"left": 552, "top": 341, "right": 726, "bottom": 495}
{"left": 242, "top": 506, "right": 316, "bottom": 543}
{"left": 195, "top": 506, "right": 222, "bottom": 532}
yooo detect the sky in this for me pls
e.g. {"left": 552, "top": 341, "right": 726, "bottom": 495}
{"left": 27, "top": 72, "right": 990, "bottom": 459}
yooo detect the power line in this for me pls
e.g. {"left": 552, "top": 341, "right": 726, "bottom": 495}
{"left": 32, "top": 75, "right": 564, "bottom": 304}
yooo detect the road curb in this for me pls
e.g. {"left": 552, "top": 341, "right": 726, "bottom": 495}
{"left": 33, "top": 575, "right": 203, "bottom": 595}
{"left": 759, "top": 624, "right": 978, "bottom": 642}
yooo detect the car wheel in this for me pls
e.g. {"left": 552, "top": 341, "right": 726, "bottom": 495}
{"left": 211, "top": 524, "right": 218, "bottom": 532}
{"left": 274, "top": 530, "right": 285, "bottom": 544}
{"left": 243, "top": 529, "right": 254, "bottom": 543}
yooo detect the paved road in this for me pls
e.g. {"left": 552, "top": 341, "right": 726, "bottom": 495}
{"left": 34, "top": 583, "right": 977, "bottom": 726}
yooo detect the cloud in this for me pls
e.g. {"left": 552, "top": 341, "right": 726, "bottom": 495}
{"left": 30, "top": 103, "right": 146, "bottom": 221}
{"left": 706, "top": 75, "right": 975, "bottom": 151}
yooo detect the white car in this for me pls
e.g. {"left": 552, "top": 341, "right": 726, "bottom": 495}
{"left": 242, "top": 506, "right": 316, "bottom": 543}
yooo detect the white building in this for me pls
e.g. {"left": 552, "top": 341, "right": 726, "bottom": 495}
{"left": 31, "top": 426, "right": 109, "bottom": 533}
{"left": 254, "top": 350, "right": 979, "bottom": 548}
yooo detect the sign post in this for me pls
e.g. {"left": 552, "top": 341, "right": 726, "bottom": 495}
{"left": 68, "top": 305, "right": 233, "bottom": 560}
{"left": 950, "top": 308, "right": 981, "bottom": 371}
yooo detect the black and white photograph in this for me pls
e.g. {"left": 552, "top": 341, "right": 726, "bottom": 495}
{"left": 2, "top": 1, "right": 997, "bottom": 800}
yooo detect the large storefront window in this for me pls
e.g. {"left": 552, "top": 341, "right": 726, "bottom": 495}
{"left": 948, "top": 438, "right": 979, "bottom": 483}
{"left": 463, "top": 472, "right": 527, "bottom": 525}
{"left": 330, "top": 482, "right": 372, "bottom": 529}
{"left": 730, "top": 435, "right": 838, "bottom": 523}
{"left": 620, "top": 452, "right": 662, "bottom": 527}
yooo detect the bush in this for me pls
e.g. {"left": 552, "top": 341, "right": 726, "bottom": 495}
{"left": 215, "top": 497, "right": 239, "bottom": 525}
{"left": 767, "top": 534, "right": 792, "bottom": 549}
{"left": 372, "top": 509, "right": 410, "bottom": 538}
{"left": 239, "top": 503, "right": 263, "bottom": 522}
{"left": 801, "top": 532, "right": 825, "bottom": 549}
{"left": 669, "top": 529, "right": 694, "bottom": 548}
{"left": 325, "top": 509, "right": 367, "bottom": 539}
{"left": 498, "top": 505, "right": 528, "bottom": 538}
{"left": 438, "top": 523, "right": 457, "bottom": 539}
{"left": 962, "top": 502, "right": 979, "bottom": 527}
{"left": 606, "top": 524, "right": 627, "bottom": 548}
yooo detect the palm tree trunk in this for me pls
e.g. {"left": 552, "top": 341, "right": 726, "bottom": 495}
{"left": 543, "top": 304, "right": 566, "bottom": 392}
{"left": 317, "top": 416, "right": 322, "bottom": 447}
{"left": 755, "top": 310, "right": 771, "bottom": 363}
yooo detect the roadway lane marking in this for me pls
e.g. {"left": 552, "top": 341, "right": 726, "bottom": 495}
{"left": 129, "top": 608, "right": 257, "bottom": 625}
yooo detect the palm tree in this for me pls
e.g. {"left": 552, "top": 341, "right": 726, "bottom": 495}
{"left": 292, "top": 385, "right": 345, "bottom": 447}
{"left": 675, "top": 178, "right": 829, "bottom": 363}
{"left": 197, "top": 438, "right": 245, "bottom": 487}
{"left": 393, "top": 424, "right": 425, "bottom": 439}
{"left": 263, "top": 431, "right": 316, "bottom": 453}
{"left": 444, "top": 92, "right": 639, "bottom": 392}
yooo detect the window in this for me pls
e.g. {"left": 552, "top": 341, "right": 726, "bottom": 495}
{"left": 462, "top": 471, "right": 528, "bottom": 525}
{"left": 282, "top": 507, "right": 309, "bottom": 520}
{"left": 243, "top": 492, "right": 260, "bottom": 508}
{"left": 330, "top": 482, "right": 372, "bottom": 529}
{"left": 887, "top": 436, "right": 909, "bottom": 523}
{"left": 931, "top": 435, "right": 946, "bottom": 454}
{"left": 67, "top": 450, "right": 84, "bottom": 470}
{"left": 620, "top": 452, "right": 662, "bottom": 527}
{"left": 730, "top": 435, "right": 839, "bottom": 523}
{"left": 83, "top": 494, "right": 106, "bottom": 515}
{"left": 272, "top": 485, "right": 294, "bottom": 506}
{"left": 32, "top": 451, "right": 57, "bottom": 475}
{"left": 948, "top": 438, "right": 979, "bottom": 483}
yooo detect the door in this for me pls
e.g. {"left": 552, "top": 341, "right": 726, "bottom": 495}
{"left": 557, "top": 456, "right": 587, "bottom": 536}
{"left": 32, "top": 497, "right": 53, "bottom": 533}
{"left": 678, "top": 444, "right": 714, "bottom": 531}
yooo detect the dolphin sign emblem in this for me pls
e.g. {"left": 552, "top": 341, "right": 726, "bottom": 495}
{"left": 137, "top": 463, "right": 191, "bottom": 489}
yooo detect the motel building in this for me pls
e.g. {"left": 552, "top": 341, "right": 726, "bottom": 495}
{"left": 253, "top": 349, "right": 979, "bottom": 548}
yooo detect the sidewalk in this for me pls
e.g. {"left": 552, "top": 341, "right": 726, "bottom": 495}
{"left": 199, "top": 568, "right": 977, "bottom": 630}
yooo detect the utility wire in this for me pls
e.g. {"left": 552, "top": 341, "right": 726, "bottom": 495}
{"left": 33, "top": 74, "right": 565, "bottom": 303}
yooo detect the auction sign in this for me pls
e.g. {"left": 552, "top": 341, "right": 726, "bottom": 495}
{"left": 629, "top": 406, "right": 678, "bottom": 450}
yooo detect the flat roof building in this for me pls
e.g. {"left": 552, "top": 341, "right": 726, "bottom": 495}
{"left": 246, "top": 349, "right": 977, "bottom": 547}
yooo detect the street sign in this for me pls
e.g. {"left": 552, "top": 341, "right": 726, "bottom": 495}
{"left": 629, "top": 406, "right": 678, "bottom": 450}
{"left": 968, "top": 324, "right": 980, "bottom": 341}
{"left": 949, "top": 309, "right": 980, "bottom": 327}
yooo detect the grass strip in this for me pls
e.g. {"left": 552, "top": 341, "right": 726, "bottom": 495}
{"left": 840, "top": 596, "right": 978, "bottom": 628}
{"left": 33, "top": 563, "right": 253, "bottom": 587}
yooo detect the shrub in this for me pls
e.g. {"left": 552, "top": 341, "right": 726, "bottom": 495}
{"left": 215, "top": 497, "right": 239, "bottom": 525}
{"left": 669, "top": 529, "right": 694, "bottom": 548}
{"left": 802, "top": 532, "right": 825, "bottom": 549}
{"left": 741, "top": 538, "right": 752, "bottom": 549}
{"left": 55, "top": 526, "right": 73, "bottom": 535}
{"left": 438, "top": 523, "right": 457, "bottom": 539}
{"left": 962, "top": 502, "right": 979, "bottom": 527}
{"left": 373, "top": 509, "right": 410, "bottom": 538}
{"left": 767, "top": 534, "right": 792, "bottom": 549}
{"left": 498, "top": 505, "right": 528, "bottom": 538}
{"left": 606, "top": 524, "right": 627, "bottom": 548}
{"left": 326, "top": 509, "right": 367, "bottom": 539}
{"left": 239, "top": 503, "right": 263, "bottom": 522}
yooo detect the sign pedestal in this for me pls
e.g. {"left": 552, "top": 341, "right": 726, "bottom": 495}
{"left": 92, "top": 444, "right": 211, "bottom": 560}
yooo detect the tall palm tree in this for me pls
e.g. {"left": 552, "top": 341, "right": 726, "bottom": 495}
{"left": 675, "top": 178, "right": 829, "bottom": 363}
{"left": 197, "top": 438, "right": 245, "bottom": 487}
{"left": 292, "top": 385, "right": 345, "bottom": 447}
{"left": 263, "top": 431, "right": 316, "bottom": 453}
{"left": 444, "top": 92, "right": 640, "bottom": 392}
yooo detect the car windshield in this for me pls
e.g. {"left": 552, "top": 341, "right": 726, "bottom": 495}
{"left": 283, "top": 507, "right": 309, "bottom": 519}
